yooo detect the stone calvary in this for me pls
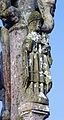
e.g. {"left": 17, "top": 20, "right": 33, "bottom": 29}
{"left": 0, "top": 0, "right": 56, "bottom": 120}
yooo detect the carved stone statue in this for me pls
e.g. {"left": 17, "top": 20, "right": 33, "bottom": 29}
{"left": 21, "top": 11, "right": 53, "bottom": 105}
{"left": 0, "top": 0, "right": 56, "bottom": 30}
{"left": 0, "top": 0, "right": 56, "bottom": 120}
{"left": 22, "top": 32, "right": 52, "bottom": 93}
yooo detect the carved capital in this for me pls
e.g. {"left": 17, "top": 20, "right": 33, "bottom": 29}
{"left": 18, "top": 102, "right": 50, "bottom": 120}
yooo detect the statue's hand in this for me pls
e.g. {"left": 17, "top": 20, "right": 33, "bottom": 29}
{"left": 0, "top": 0, "right": 11, "bottom": 14}
{"left": 0, "top": 6, "right": 21, "bottom": 26}
{"left": 0, "top": 1, "right": 21, "bottom": 26}
{"left": 37, "top": 0, "right": 56, "bottom": 33}
{"left": 23, "top": 39, "right": 33, "bottom": 52}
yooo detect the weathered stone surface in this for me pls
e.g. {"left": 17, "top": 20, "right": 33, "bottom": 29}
{"left": 37, "top": 0, "right": 56, "bottom": 33}
{"left": 2, "top": 110, "right": 10, "bottom": 120}
{"left": 0, "top": 29, "right": 5, "bottom": 119}
{"left": 0, "top": 0, "right": 11, "bottom": 14}
{"left": 18, "top": 102, "right": 50, "bottom": 120}
{"left": 0, "top": 0, "right": 56, "bottom": 32}
{"left": 0, "top": 6, "right": 21, "bottom": 26}
{"left": 22, "top": 32, "right": 52, "bottom": 94}
{"left": 0, "top": 0, "right": 56, "bottom": 120}
{"left": 1, "top": 28, "right": 11, "bottom": 114}
{"left": 9, "top": 27, "right": 27, "bottom": 120}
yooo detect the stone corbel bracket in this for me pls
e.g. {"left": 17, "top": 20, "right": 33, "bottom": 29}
{"left": 18, "top": 102, "right": 50, "bottom": 120}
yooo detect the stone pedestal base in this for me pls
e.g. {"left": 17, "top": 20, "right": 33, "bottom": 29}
{"left": 18, "top": 102, "right": 50, "bottom": 120}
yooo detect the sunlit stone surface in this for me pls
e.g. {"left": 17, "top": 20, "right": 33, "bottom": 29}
{"left": 0, "top": 0, "right": 56, "bottom": 120}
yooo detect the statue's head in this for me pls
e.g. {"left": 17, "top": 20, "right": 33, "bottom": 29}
{"left": 28, "top": 11, "right": 43, "bottom": 33}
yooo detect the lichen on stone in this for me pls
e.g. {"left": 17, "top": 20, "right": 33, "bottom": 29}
{"left": 2, "top": 110, "right": 10, "bottom": 119}
{"left": 27, "top": 11, "right": 42, "bottom": 24}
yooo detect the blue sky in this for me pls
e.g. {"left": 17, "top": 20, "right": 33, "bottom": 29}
{"left": 0, "top": 101, "right": 2, "bottom": 115}
{"left": 47, "top": 0, "right": 64, "bottom": 119}
{"left": 0, "top": 0, "right": 64, "bottom": 119}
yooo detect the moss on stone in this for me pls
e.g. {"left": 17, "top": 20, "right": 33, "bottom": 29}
{"left": 2, "top": 110, "right": 10, "bottom": 120}
{"left": 16, "top": 115, "right": 24, "bottom": 120}
{"left": 27, "top": 11, "right": 42, "bottom": 24}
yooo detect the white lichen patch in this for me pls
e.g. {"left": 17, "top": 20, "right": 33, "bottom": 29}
{"left": 27, "top": 31, "right": 42, "bottom": 42}
{"left": 42, "top": 34, "right": 46, "bottom": 38}
{"left": 44, "top": 70, "right": 49, "bottom": 75}
{"left": 42, "top": 33, "right": 49, "bottom": 44}
{"left": 12, "top": 61, "right": 15, "bottom": 65}
{"left": 28, "top": 59, "right": 31, "bottom": 66}
{"left": 47, "top": 75, "right": 51, "bottom": 80}
{"left": 23, "top": 12, "right": 31, "bottom": 24}
{"left": 39, "top": 97, "right": 41, "bottom": 101}
{"left": 45, "top": 106, "right": 49, "bottom": 112}
{"left": 14, "top": 75, "right": 16, "bottom": 78}
{"left": 30, "top": 59, "right": 32, "bottom": 64}
{"left": 26, "top": 43, "right": 29, "bottom": 48}
{"left": 40, "top": 83, "right": 43, "bottom": 87}
{"left": 18, "top": 37, "right": 21, "bottom": 40}
{"left": 39, "top": 92, "right": 47, "bottom": 99}
{"left": 34, "top": 84, "right": 36, "bottom": 87}
{"left": 39, "top": 44, "right": 41, "bottom": 53}
{"left": 40, "top": 57, "right": 42, "bottom": 62}
{"left": 44, "top": 71, "right": 51, "bottom": 79}
{"left": 39, "top": 71, "right": 43, "bottom": 76}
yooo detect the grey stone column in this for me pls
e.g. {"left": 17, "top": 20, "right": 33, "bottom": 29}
{"left": 9, "top": 26, "right": 28, "bottom": 120}
{"left": 9, "top": 25, "right": 51, "bottom": 120}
